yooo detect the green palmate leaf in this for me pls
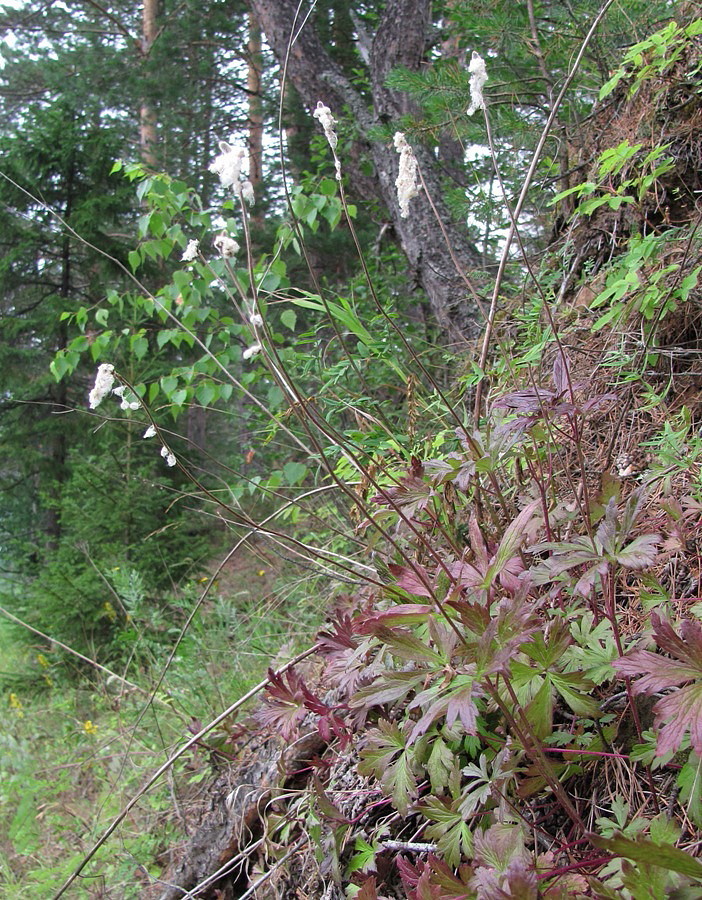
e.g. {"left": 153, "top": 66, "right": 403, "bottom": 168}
{"left": 358, "top": 719, "right": 418, "bottom": 815}
{"left": 550, "top": 673, "right": 601, "bottom": 719}
{"left": 589, "top": 833, "right": 702, "bottom": 880}
{"left": 677, "top": 752, "right": 702, "bottom": 828}
{"left": 426, "top": 735, "right": 455, "bottom": 795}
{"left": 388, "top": 751, "right": 416, "bottom": 817}
{"left": 373, "top": 625, "right": 446, "bottom": 666}
{"left": 346, "top": 837, "right": 378, "bottom": 876}
{"left": 195, "top": 381, "right": 216, "bottom": 407}
{"left": 525, "top": 678, "right": 552, "bottom": 740}
{"left": 421, "top": 795, "right": 473, "bottom": 868}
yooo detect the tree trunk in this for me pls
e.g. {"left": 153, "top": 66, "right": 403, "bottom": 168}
{"left": 247, "top": 12, "right": 264, "bottom": 229}
{"left": 246, "top": 0, "right": 482, "bottom": 341}
{"left": 140, "top": 0, "right": 159, "bottom": 165}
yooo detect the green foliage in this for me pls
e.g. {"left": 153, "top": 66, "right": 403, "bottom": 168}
{"left": 599, "top": 17, "right": 702, "bottom": 101}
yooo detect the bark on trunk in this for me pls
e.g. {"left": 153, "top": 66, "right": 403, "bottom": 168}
{"left": 246, "top": 0, "right": 482, "bottom": 341}
{"left": 247, "top": 12, "right": 264, "bottom": 230}
{"left": 140, "top": 0, "right": 159, "bottom": 165}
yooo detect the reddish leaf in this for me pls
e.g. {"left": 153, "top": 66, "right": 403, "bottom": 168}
{"left": 359, "top": 603, "right": 434, "bottom": 630}
{"left": 317, "top": 613, "right": 359, "bottom": 656}
{"left": 255, "top": 668, "right": 307, "bottom": 740}
{"left": 613, "top": 614, "right": 702, "bottom": 755}
{"left": 356, "top": 876, "right": 379, "bottom": 900}
{"left": 388, "top": 563, "right": 434, "bottom": 598}
{"left": 372, "top": 475, "right": 434, "bottom": 515}
{"left": 397, "top": 855, "right": 425, "bottom": 894}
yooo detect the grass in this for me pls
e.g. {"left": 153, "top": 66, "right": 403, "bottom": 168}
{"left": 0, "top": 540, "right": 328, "bottom": 897}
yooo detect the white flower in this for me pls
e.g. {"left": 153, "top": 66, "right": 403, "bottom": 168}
{"left": 467, "top": 51, "right": 488, "bottom": 116}
{"left": 249, "top": 312, "right": 263, "bottom": 328}
{"left": 181, "top": 239, "right": 199, "bottom": 262}
{"left": 214, "top": 234, "right": 240, "bottom": 258}
{"left": 88, "top": 364, "right": 115, "bottom": 409}
{"left": 241, "top": 180, "right": 255, "bottom": 205}
{"left": 143, "top": 424, "right": 156, "bottom": 439}
{"left": 112, "top": 385, "right": 126, "bottom": 398}
{"left": 393, "top": 132, "right": 420, "bottom": 218}
{"left": 312, "top": 101, "right": 338, "bottom": 151}
{"left": 161, "top": 445, "right": 177, "bottom": 467}
{"left": 209, "top": 141, "right": 247, "bottom": 190}
{"left": 243, "top": 343, "right": 262, "bottom": 360}
{"left": 129, "top": 401, "right": 141, "bottom": 410}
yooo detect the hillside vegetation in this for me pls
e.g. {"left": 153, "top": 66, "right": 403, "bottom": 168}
{"left": 3, "top": 4, "right": 702, "bottom": 899}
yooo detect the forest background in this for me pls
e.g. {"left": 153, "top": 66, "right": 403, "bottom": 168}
{"left": 2, "top": 0, "right": 702, "bottom": 896}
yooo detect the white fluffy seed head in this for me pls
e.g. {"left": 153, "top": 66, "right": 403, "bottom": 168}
{"left": 243, "top": 343, "right": 262, "bottom": 361}
{"left": 467, "top": 51, "right": 488, "bottom": 116}
{"left": 88, "top": 364, "right": 115, "bottom": 409}
{"left": 312, "top": 101, "right": 338, "bottom": 151}
{"left": 160, "top": 445, "right": 176, "bottom": 467}
{"left": 181, "top": 239, "right": 199, "bottom": 262}
{"left": 213, "top": 234, "right": 240, "bottom": 258}
{"left": 241, "top": 180, "right": 255, "bottom": 205}
{"left": 209, "top": 141, "right": 247, "bottom": 190}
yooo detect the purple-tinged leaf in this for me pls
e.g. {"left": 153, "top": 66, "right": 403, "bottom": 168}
{"left": 388, "top": 563, "right": 434, "bottom": 598}
{"left": 553, "top": 353, "right": 570, "bottom": 397}
{"left": 446, "top": 678, "right": 483, "bottom": 734}
{"left": 397, "top": 854, "right": 424, "bottom": 895}
{"left": 574, "top": 560, "right": 609, "bottom": 596}
{"left": 470, "top": 824, "right": 538, "bottom": 900}
{"left": 484, "top": 500, "right": 540, "bottom": 588}
{"left": 581, "top": 391, "right": 617, "bottom": 413}
{"left": 317, "top": 613, "right": 358, "bottom": 656}
{"left": 359, "top": 603, "right": 434, "bottom": 630}
{"left": 255, "top": 668, "right": 308, "bottom": 740}
{"left": 408, "top": 673, "right": 483, "bottom": 742}
{"left": 448, "top": 559, "right": 484, "bottom": 591}
{"left": 469, "top": 513, "right": 490, "bottom": 569}
{"left": 426, "top": 855, "right": 474, "bottom": 896}
{"left": 313, "top": 775, "right": 351, "bottom": 823}
{"left": 652, "top": 615, "right": 702, "bottom": 667}
{"left": 372, "top": 475, "right": 434, "bottom": 516}
{"left": 654, "top": 682, "right": 702, "bottom": 756}
{"left": 350, "top": 670, "right": 425, "bottom": 710}
{"left": 493, "top": 387, "right": 556, "bottom": 414}
{"left": 613, "top": 650, "right": 699, "bottom": 692}
{"left": 613, "top": 614, "right": 702, "bottom": 754}
{"left": 595, "top": 499, "right": 618, "bottom": 556}
{"left": 615, "top": 533, "right": 660, "bottom": 568}
{"left": 355, "top": 876, "right": 379, "bottom": 900}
